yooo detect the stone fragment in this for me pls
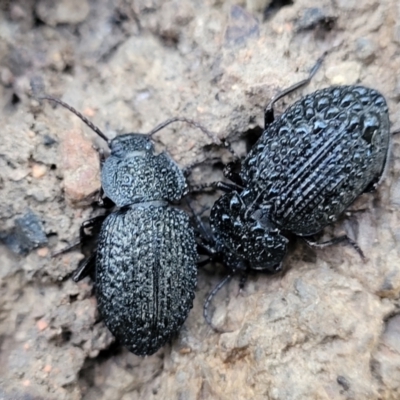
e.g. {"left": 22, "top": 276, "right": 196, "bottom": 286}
{"left": 224, "top": 5, "right": 259, "bottom": 46}
{"left": 0, "top": 209, "right": 48, "bottom": 255}
{"left": 31, "top": 163, "right": 47, "bottom": 179}
{"left": 36, "top": 0, "right": 90, "bottom": 26}
{"left": 355, "top": 37, "right": 377, "bottom": 64}
{"left": 325, "top": 61, "right": 361, "bottom": 85}
{"left": 59, "top": 129, "right": 100, "bottom": 205}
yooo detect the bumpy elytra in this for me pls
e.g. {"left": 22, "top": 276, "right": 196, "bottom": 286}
{"left": 40, "top": 97, "right": 198, "bottom": 356}
{"left": 96, "top": 134, "right": 197, "bottom": 355}
{"left": 209, "top": 86, "right": 390, "bottom": 272}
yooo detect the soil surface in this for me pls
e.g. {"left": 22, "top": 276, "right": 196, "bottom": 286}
{"left": 1, "top": 0, "right": 400, "bottom": 399}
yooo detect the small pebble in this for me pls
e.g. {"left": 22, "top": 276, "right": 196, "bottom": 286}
{"left": 10, "top": 4, "right": 26, "bottom": 20}
{"left": 83, "top": 107, "right": 96, "bottom": 118}
{"left": 246, "top": 0, "right": 272, "bottom": 13}
{"left": 325, "top": 61, "right": 361, "bottom": 85}
{"left": 35, "top": 0, "right": 90, "bottom": 26}
{"left": 36, "top": 319, "right": 49, "bottom": 331}
{"left": 224, "top": 5, "right": 259, "bottom": 46}
{"left": 0, "top": 67, "right": 14, "bottom": 87}
{"left": 31, "top": 163, "right": 47, "bottom": 179}
{"left": 60, "top": 128, "right": 101, "bottom": 205}
{"left": 37, "top": 247, "right": 49, "bottom": 257}
{"left": 179, "top": 347, "right": 192, "bottom": 355}
{"left": 43, "top": 365, "right": 52, "bottom": 373}
{"left": 355, "top": 37, "right": 377, "bottom": 65}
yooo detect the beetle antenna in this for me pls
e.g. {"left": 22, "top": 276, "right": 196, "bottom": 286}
{"left": 36, "top": 93, "right": 110, "bottom": 145}
{"left": 148, "top": 117, "right": 222, "bottom": 145}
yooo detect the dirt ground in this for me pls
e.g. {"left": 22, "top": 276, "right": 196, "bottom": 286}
{"left": 1, "top": 0, "right": 400, "bottom": 399}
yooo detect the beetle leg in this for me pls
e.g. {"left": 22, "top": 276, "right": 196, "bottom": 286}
{"left": 264, "top": 52, "right": 326, "bottom": 128}
{"left": 197, "top": 242, "right": 218, "bottom": 257}
{"left": 182, "top": 158, "right": 218, "bottom": 178}
{"left": 52, "top": 216, "right": 103, "bottom": 282}
{"left": 52, "top": 215, "right": 106, "bottom": 257}
{"left": 223, "top": 160, "right": 244, "bottom": 186}
{"left": 237, "top": 272, "right": 248, "bottom": 295}
{"left": 72, "top": 251, "right": 97, "bottom": 282}
{"left": 303, "top": 235, "right": 366, "bottom": 261}
{"left": 197, "top": 258, "right": 212, "bottom": 268}
{"left": 185, "top": 198, "right": 214, "bottom": 245}
{"left": 203, "top": 274, "right": 233, "bottom": 333}
{"left": 190, "top": 181, "right": 242, "bottom": 194}
{"left": 215, "top": 181, "right": 242, "bottom": 192}
{"left": 220, "top": 138, "right": 240, "bottom": 159}
{"left": 79, "top": 215, "right": 107, "bottom": 238}
{"left": 184, "top": 153, "right": 241, "bottom": 178}
{"left": 51, "top": 238, "right": 81, "bottom": 257}
{"left": 97, "top": 194, "right": 115, "bottom": 208}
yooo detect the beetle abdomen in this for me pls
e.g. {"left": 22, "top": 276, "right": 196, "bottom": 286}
{"left": 96, "top": 204, "right": 197, "bottom": 356}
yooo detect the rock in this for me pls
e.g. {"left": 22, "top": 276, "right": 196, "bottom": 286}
{"left": 31, "top": 163, "right": 47, "bottom": 179}
{"left": 295, "top": 7, "right": 337, "bottom": 31}
{"left": 224, "top": 5, "right": 260, "bottom": 46}
{"left": 355, "top": 37, "right": 377, "bottom": 64}
{"left": 246, "top": 0, "right": 273, "bottom": 13}
{"left": 36, "top": 0, "right": 90, "bottom": 26}
{"left": 0, "top": 209, "right": 48, "bottom": 255}
{"left": 325, "top": 61, "right": 362, "bottom": 85}
{"left": 59, "top": 129, "right": 101, "bottom": 206}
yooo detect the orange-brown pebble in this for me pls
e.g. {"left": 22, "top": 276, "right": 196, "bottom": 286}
{"left": 31, "top": 163, "right": 47, "bottom": 179}
{"left": 60, "top": 128, "right": 101, "bottom": 204}
{"left": 186, "top": 141, "right": 195, "bottom": 151}
{"left": 179, "top": 347, "right": 192, "bottom": 355}
{"left": 36, "top": 319, "right": 49, "bottom": 331}
{"left": 37, "top": 247, "right": 49, "bottom": 257}
{"left": 83, "top": 107, "right": 96, "bottom": 118}
{"left": 43, "top": 365, "right": 52, "bottom": 373}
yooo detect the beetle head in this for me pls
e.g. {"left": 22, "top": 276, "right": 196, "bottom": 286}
{"left": 109, "top": 133, "right": 155, "bottom": 157}
{"left": 210, "top": 189, "right": 287, "bottom": 272}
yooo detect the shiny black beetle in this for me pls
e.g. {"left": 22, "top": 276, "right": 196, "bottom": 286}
{"left": 198, "top": 58, "right": 391, "bottom": 327}
{"left": 38, "top": 95, "right": 218, "bottom": 355}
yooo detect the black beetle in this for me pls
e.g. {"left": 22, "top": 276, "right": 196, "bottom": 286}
{"left": 38, "top": 95, "right": 218, "bottom": 355}
{"left": 197, "top": 57, "right": 391, "bottom": 327}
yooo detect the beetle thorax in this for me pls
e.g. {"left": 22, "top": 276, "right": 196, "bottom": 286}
{"left": 101, "top": 134, "right": 187, "bottom": 207}
{"left": 210, "top": 189, "right": 288, "bottom": 271}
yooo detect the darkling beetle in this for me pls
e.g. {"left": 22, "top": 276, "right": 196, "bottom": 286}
{"left": 194, "top": 55, "right": 392, "bottom": 330}
{"left": 36, "top": 91, "right": 220, "bottom": 355}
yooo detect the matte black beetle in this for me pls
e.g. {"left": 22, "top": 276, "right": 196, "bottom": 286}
{"left": 38, "top": 95, "right": 218, "bottom": 355}
{"left": 198, "top": 58, "right": 391, "bottom": 327}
